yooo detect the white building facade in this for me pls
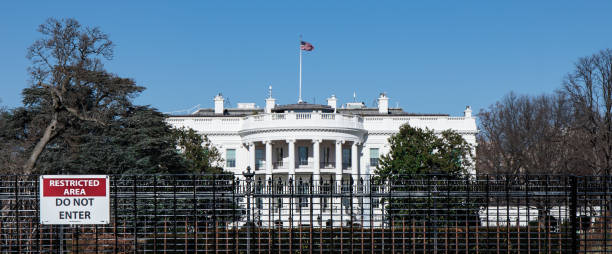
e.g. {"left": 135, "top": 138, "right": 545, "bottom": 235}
{"left": 167, "top": 92, "right": 478, "bottom": 227}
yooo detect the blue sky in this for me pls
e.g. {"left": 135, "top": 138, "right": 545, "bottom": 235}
{"left": 1, "top": 1, "right": 611, "bottom": 116}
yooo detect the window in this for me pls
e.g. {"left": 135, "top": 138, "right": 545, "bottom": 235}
{"left": 298, "top": 146, "right": 309, "bottom": 166}
{"left": 275, "top": 147, "right": 284, "bottom": 167}
{"left": 321, "top": 181, "right": 330, "bottom": 211}
{"left": 256, "top": 178, "right": 263, "bottom": 209}
{"left": 255, "top": 149, "right": 264, "bottom": 170}
{"left": 342, "top": 148, "right": 351, "bottom": 169}
{"left": 297, "top": 178, "right": 309, "bottom": 210}
{"left": 226, "top": 149, "right": 236, "bottom": 168}
{"left": 323, "top": 147, "right": 331, "bottom": 163}
{"left": 370, "top": 148, "right": 379, "bottom": 167}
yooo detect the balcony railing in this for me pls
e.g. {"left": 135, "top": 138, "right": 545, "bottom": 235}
{"left": 241, "top": 112, "right": 364, "bottom": 131}
{"left": 342, "top": 162, "right": 351, "bottom": 170}
{"left": 319, "top": 161, "right": 335, "bottom": 169}
{"left": 273, "top": 161, "right": 284, "bottom": 169}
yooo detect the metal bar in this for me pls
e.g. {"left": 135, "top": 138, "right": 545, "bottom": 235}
{"left": 233, "top": 176, "right": 238, "bottom": 254}
{"left": 133, "top": 176, "right": 138, "bottom": 253}
{"left": 1, "top": 173, "right": 611, "bottom": 252}
{"left": 153, "top": 175, "right": 158, "bottom": 253}
{"left": 193, "top": 174, "right": 198, "bottom": 253}
{"left": 15, "top": 175, "right": 20, "bottom": 253}
{"left": 570, "top": 175, "right": 577, "bottom": 254}
{"left": 35, "top": 176, "right": 40, "bottom": 253}
{"left": 113, "top": 176, "right": 118, "bottom": 254}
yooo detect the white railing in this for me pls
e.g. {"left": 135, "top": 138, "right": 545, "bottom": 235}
{"left": 242, "top": 112, "right": 364, "bottom": 130}
{"left": 296, "top": 113, "right": 311, "bottom": 119}
{"left": 321, "top": 113, "right": 335, "bottom": 120}
{"left": 271, "top": 113, "right": 286, "bottom": 120}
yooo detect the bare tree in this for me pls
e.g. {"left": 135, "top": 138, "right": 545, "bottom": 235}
{"left": 22, "top": 18, "right": 143, "bottom": 173}
{"left": 563, "top": 49, "right": 612, "bottom": 176}
{"left": 477, "top": 92, "right": 579, "bottom": 175}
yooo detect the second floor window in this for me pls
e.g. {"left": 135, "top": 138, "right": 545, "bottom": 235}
{"left": 226, "top": 149, "right": 236, "bottom": 168}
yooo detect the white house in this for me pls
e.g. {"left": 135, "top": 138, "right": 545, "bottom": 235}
{"left": 167, "top": 92, "right": 477, "bottom": 182}
{"left": 166, "top": 91, "right": 478, "bottom": 227}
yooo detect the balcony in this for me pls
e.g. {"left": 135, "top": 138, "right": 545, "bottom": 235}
{"left": 273, "top": 161, "right": 284, "bottom": 169}
{"left": 319, "top": 161, "right": 335, "bottom": 169}
{"left": 342, "top": 162, "right": 351, "bottom": 170}
{"left": 241, "top": 113, "right": 364, "bottom": 131}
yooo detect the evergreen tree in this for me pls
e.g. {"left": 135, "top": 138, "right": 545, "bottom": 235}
{"left": 373, "top": 124, "right": 477, "bottom": 225}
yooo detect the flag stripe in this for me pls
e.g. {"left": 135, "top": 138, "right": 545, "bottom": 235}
{"left": 300, "top": 41, "right": 314, "bottom": 51}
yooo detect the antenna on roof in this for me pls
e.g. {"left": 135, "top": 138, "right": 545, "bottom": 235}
{"left": 353, "top": 91, "right": 357, "bottom": 102}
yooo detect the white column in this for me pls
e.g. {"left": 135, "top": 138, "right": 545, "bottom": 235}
{"left": 312, "top": 139, "right": 321, "bottom": 215}
{"left": 249, "top": 142, "right": 256, "bottom": 171}
{"left": 334, "top": 140, "right": 344, "bottom": 220}
{"left": 287, "top": 139, "right": 296, "bottom": 175}
{"left": 351, "top": 142, "right": 359, "bottom": 182}
{"left": 335, "top": 140, "right": 343, "bottom": 182}
{"left": 351, "top": 141, "right": 361, "bottom": 221}
{"left": 313, "top": 139, "right": 321, "bottom": 183}
{"left": 265, "top": 140, "right": 272, "bottom": 177}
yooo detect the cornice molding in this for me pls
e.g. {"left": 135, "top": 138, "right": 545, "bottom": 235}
{"left": 367, "top": 130, "right": 478, "bottom": 135}
{"left": 238, "top": 127, "right": 367, "bottom": 136}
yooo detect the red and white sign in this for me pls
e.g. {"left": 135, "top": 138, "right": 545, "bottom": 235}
{"left": 40, "top": 175, "right": 110, "bottom": 225}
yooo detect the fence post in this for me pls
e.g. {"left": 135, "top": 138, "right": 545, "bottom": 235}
{"left": 192, "top": 174, "right": 198, "bottom": 252}
{"left": 113, "top": 176, "right": 118, "bottom": 254}
{"left": 14, "top": 175, "right": 20, "bottom": 253}
{"left": 232, "top": 175, "right": 238, "bottom": 254}
{"left": 242, "top": 166, "right": 255, "bottom": 254}
{"left": 132, "top": 176, "right": 138, "bottom": 253}
{"left": 569, "top": 175, "right": 578, "bottom": 254}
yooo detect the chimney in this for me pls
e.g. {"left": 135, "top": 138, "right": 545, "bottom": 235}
{"left": 464, "top": 106, "right": 472, "bottom": 118}
{"left": 265, "top": 97, "right": 276, "bottom": 113}
{"left": 264, "top": 85, "right": 276, "bottom": 113}
{"left": 377, "top": 92, "right": 389, "bottom": 114}
{"left": 214, "top": 93, "right": 224, "bottom": 114}
{"left": 327, "top": 94, "right": 337, "bottom": 109}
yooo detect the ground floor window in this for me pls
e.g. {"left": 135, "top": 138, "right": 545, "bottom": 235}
{"left": 226, "top": 149, "right": 236, "bottom": 168}
{"left": 370, "top": 148, "right": 379, "bottom": 167}
{"left": 298, "top": 146, "right": 309, "bottom": 166}
{"left": 255, "top": 149, "right": 264, "bottom": 170}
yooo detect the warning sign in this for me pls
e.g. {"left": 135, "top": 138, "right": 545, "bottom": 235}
{"left": 40, "top": 175, "right": 110, "bottom": 225}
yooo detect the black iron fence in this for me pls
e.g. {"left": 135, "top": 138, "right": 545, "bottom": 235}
{"left": 0, "top": 172, "right": 611, "bottom": 253}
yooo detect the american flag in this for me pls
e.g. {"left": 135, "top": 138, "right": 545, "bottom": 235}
{"left": 300, "top": 41, "right": 314, "bottom": 51}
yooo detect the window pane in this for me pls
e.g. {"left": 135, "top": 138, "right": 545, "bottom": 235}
{"left": 226, "top": 149, "right": 236, "bottom": 168}
{"left": 299, "top": 147, "right": 308, "bottom": 165}
{"left": 370, "top": 148, "right": 379, "bottom": 166}
{"left": 342, "top": 148, "right": 350, "bottom": 164}
{"left": 255, "top": 149, "right": 264, "bottom": 170}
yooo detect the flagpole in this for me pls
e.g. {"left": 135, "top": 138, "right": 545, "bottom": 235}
{"left": 298, "top": 37, "right": 303, "bottom": 103}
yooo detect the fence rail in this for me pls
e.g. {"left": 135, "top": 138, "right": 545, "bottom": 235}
{"left": 0, "top": 173, "right": 611, "bottom": 253}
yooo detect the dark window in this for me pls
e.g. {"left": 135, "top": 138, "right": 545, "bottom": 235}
{"left": 298, "top": 146, "right": 309, "bottom": 166}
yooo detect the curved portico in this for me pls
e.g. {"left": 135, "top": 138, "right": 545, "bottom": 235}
{"left": 239, "top": 111, "right": 366, "bottom": 183}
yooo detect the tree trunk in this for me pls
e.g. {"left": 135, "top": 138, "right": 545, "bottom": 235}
{"left": 23, "top": 113, "right": 60, "bottom": 174}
